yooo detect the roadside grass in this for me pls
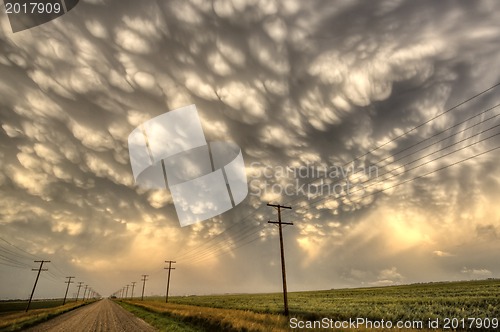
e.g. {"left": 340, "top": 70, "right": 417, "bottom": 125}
{"left": 0, "top": 301, "right": 94, "bottom": 332}
{"left": 119, "top": 301, "right": 424, "bottom": 332}
{"left": 116, "top": 301, "right": 204, "bottom": 332}
{"left": 120, "top": 300, "right": 289, "bottom": 332}
{"left": 0, "top": 300, "right": 64, "bottom": 314}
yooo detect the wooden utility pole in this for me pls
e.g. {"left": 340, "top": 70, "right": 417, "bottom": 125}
{"left": 125, "top": 285, "right": 130, "bottom": 299}
{"left": 130, "top": 282, "right": 136, "bottom": 299}
{"left": 140, "top": 275, "right": 148, "bottom": 300}
{"left": 26, "top": 260, "right": 50, "bottom": 312}
{"left": 267, "top": 203, "right": 293, "bottom": 316}
{"left": 62, "top": 276, "right": 75, "bottom": 305}
{"left": 83, "top": 285, "right": 88, "bottom": 301}
{"left": 75, "top": 282, "right": 84, "bottom": 301}
{"left": 164, "top": 261, "right": 176, "bottom": 303}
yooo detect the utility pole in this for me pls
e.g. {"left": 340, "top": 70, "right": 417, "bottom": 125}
{"left": 62, "top": 276, "right": 75, "bottom": 305}
{"left": 83, "top": 285, "right": 88, "bottom": 301}
{"left": 164, "top": 261, "right": 176, "bottom": 303}
{"left": 267, "top": 203, "right": 293, "bottom": 316}
{"left": 130, "top": 282, "right": 136, "bottom": 299}
{"left": 125, "top": 285, "right": 129, "bottom": 299}
{"left": 26, "top": 260, "right": 50, "bottom": 312}
{"left": 140, "top": 275, "right": 148, "bottom": 300}
{"left": 76, "top": 282, "right": 83, "bottom": 301}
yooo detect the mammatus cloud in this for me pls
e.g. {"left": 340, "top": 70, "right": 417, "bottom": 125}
{"left": 0, "top": 0, "right": 500, "bottom": 298}
{"left": 433, "top": 250, "right": 453, "bottom": 257}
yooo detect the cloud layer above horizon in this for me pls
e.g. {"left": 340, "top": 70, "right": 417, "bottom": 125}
{"left": 1, "top": 0, "right": 500, "bottom": 298}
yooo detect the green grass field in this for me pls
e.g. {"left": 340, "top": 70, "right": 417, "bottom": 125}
{"left": 0, "top": 300, "right": 65, "bottom": 314}
{"left": 117, "top": 302, "right": 206, "bottom": 332}
{"left": 168, "top": 279, "right": 500, "bottom": 320}
{"left": 123, "top": 279, "right": 500, "bottom": 331}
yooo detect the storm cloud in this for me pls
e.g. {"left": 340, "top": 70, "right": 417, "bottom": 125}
{"left": 1, "top": 0, "right": 500, "bottom": 298}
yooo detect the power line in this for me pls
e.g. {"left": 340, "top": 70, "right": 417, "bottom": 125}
{"left": 304, "top": 144, "right": 500, "bottom": 216}
{"left": 373, "top": 119, "right": 500, "bottom": 179}
{"left": 47, "top": 270, "right": 64, "bottom": 282}
{"left": 0, "top": 237, "right": 41, "bottom": 260}
{"left": 329, "top": 104, "right": 500, "bottom": 195}
{"left": 0, "top": 261, "right": 31, "bottom": 269}
{"left": 50, "top": 262, "right": 68, "bottom": 279}
{"left": 175, "top": 207, "right": 266, "bottom": 261}
{"left": 188, "top": 226, "right": 265, "bottom": 264}
{"left": 300, "top": 124, "right": 500, "bottom": 211}
{"left": 0, "top": 246, "right": 34, "bottom": 263}
{"left": 187, "top": 121, "right": 495, "bottom": 263}
{"left": 41, "top": 272, "right": 62, "bottom": 285}
{"left": 373, "top": 103, "right": 500, "bottom": 167}
{"left": 372, "top": 129, "right": 500, "bottom": 186}
{"left": 346, "top": 82, "right": 500, "bottom": 166}
{"left": 170, "top": 82, "right": 500, "bottom": 268}
{"left": 0, "top": 253, "right": 32, "bottom": 269}
{"left": 303, "top": 129, "right": 500, "bottom": 213}
{"left": 287, "top": 87, "right": 500, "bottom": 209}
{"left": 191, "top": 232, "right": 265, "bottom": 264}
{"left": 0, "top": 238, "right": 41, "bottom": 271}
{"left": 181, "top": 220, "right": 263, "bottom": 262}
{"left": 187, "top": 124, "right": 492, "bottom": 263}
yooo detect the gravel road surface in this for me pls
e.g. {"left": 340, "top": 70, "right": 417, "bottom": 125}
{"left": 25, "top": 299, "right": 157, "bottom": 332}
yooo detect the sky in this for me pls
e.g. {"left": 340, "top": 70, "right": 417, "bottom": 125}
{"left": 1, "top": 0, "right": 500, "bottom": 300}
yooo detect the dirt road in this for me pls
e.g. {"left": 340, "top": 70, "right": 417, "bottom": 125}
{"left": 25, "top": 299, "right": 157, "bottom": 332}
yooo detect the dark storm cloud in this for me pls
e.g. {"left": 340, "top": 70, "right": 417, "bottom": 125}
{"left": 1, "top": 0, "right": 500, "bottom": 298}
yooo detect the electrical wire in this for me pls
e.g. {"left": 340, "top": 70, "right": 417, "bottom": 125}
{"left": 172, "top": 82, "right": 500, "bottom": 262}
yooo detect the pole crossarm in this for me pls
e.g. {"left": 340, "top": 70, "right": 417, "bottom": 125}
{"left": 268, "top": 221, "right": 294, "bottom": 225}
